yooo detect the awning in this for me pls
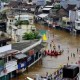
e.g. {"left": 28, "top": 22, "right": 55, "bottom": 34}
{"left": 45, "top": 5, "right": 53, "bottom": 8}
{"left": 38, "top": 13, "right": 48, "bottom": 18}
{"left": 14, "top": 53, "right": 27, "bottom": 59}
{"left": 42, "top": 8, "right": 51, "bottom": 11}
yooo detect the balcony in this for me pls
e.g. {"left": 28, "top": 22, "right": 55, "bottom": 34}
{"left": 5, "top": 60, "right": 17, "bottom": 74}
{"left": 0, "top": 60, "right": 17, "bottom": 77}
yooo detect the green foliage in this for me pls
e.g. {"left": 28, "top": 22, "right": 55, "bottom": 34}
{"left": 15, "top": 20, "right": 29, "bottom": 26}
{"left": 15, "top": 20, "right": 22, "bottom": 26}
{"left": 33, "top": 31, "right": 39, "bottom": 38}
{"left": 1, "top": 0, "right": 10, "bottom": 2}
{"left": 0, "top": 60, "right": 4, "bottom": 66}
{"left": 54, "top": 4, "right": 61, "bottom": 9}
{"left": 23, "top": 31, "right": 40, "bottom": 40}
{"left": 0, "top": 12, "right": 7, "bottom": 20}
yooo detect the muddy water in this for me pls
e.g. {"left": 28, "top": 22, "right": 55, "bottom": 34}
{"left": 28, "top": 24, "right": 80, "bottom": 77}
{"left": 12, "top": 24, "right": 80, "bottom": 80}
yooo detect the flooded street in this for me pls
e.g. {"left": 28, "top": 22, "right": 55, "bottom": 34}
{"left": 11, "top": 24, "right": 80, "bottom": 80}
{"left": 32, "top": 24, "right": 80, "bottom": 76}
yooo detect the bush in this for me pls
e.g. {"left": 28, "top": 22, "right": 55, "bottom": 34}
{"left": 15, "top": 20, "right": 29, "bottom": 26}
{"left": 23, "top": 31, "right": 40, "bottom": 40}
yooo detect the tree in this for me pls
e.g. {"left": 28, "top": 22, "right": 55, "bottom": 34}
{"left": 33, "top": 31, "right": 39, "bottom": 39}
{"left": 23, "top": 32, "right": 34, "bottom": 40}
{"left": 15, "top": 20, "right": 29, "bottom": 29}
{"left": 0, "top": 12, "right": 7, "bottom": 20}
{"left": 23, "top": 31, "right": 40, "bottom": 40}
{"left": 15, "top": 20, "right": 22, "bottom": 26}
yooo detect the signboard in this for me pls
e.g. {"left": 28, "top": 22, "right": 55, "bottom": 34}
{"left": 39, "top": 30, "right": 46, "bottom": 36}
{"left": 27, "top": 55, "right": 34, "bottom": 66}
{"left": 18, "top": 61, "right": 26, "bottom": 70}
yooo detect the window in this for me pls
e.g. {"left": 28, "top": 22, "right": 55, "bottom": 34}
{"left": 67, "top": 22, "right": 70, "bottom": 25}
{"left": 29, "top": 19, "right": 32, "bottom": 24}
{"left": 10, "top": 20, "right": 12, "bottom": 22}
{"left": 3, "top": 57, "right": 7, "bottom": 63}
{"left": 78, "top": 23, "right": 80, "bottom": 26}
{"left": 10, "top": 19, "right": 13, "bottom": 22}
{"left": 8, "top": 56, "right": 11, "bottom": 61}
{"left": 29, "top": 0, "right": 32, "bottom": 2}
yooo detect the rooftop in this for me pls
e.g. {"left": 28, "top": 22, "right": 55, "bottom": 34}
{"left": 12, "top": 40, "right": 39, "bottom": 51}
{"left": 38, "top": 13, "right": 48, "bottom": 18}
{"left": 0, "top": 49, "right": 18, "bottom": 57}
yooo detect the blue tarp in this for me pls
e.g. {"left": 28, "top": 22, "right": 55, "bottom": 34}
{"left": 18, "top": 62, "right": 26, "bottom": 70}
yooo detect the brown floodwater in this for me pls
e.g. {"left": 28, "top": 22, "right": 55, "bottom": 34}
{"left": 30, "top": 24, "right": 80, "bottom": 77}
{"left": 11, "top": 24, "right": 80, "bottom": 80}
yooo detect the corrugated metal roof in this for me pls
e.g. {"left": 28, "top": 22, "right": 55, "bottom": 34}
{"left": 14, "top": 53, "right": 27, "bottom": 59}
{"left": 12, "top": 40, "right": 39, "bottom": 51}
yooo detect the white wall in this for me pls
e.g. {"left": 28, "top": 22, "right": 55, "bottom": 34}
{"left": 76, "top": 10, "right": 80, "bottom": 20}
{"left": 0, "top": 60, "right": 17, "bottom": 77}
{"left": 5, "top": 60, "right": 17, "bottom": 74}
{"left": 0, "top": 44, "right": 11, "bottom": 53}
{"left": 75, "top": 20, "right": 80, "bottom": 30}
{"left": 69, "top": 10, "right": 76, "bottom": 22}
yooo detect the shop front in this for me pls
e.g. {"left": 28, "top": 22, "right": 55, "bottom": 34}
{"left": 14, "top": 53, "right": 27, "bottom": 73}
{"left": 18, "top": 61, "right": 27, "bottom": 70}
{"left": 27, "top": 55, "right": 34, "bottom": 67}
{"left": 0, "top": 60, "right": 18, "bottom": 80}
{"left": 26, "top": 44, "right": 43, "bottom": 67}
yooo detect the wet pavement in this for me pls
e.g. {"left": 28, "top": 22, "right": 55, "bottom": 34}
{"left": 11, "top": 24, "right": 80, "bottom": 80}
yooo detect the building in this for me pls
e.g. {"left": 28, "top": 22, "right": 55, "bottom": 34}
{"left": 12, "top": 39, "right": 43, "bottom": 73}
{"left": 75, "top": 10, "right": 80, "bottom": 30}
{"left": 0, "top": 44, "right": 19, "bottom": 80}
{"left": 7, "top": 14, "right": 36, "bottom": 42}
{"left": 60, "top": 0, "right": 80, "bottom": 9}
{"left": 0, "top": 39, "right": 44, "bottom": 80}
{"left": 69, "top": 9, "right": 80, "bottom": 33}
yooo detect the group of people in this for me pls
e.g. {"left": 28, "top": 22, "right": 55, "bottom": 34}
{"left": 39, "top": 72, "right": 53, "bottom": 80}
{"left": 44, "top": 49, "right": 62, "bottom": 57}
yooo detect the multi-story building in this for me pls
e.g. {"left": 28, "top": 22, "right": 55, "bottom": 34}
{"left": 0, "top": 44, "right": 19, "bottom": 80}
{"left": 75, "top": 10, "right": 80, "bottom": 30}
{"left": 69, "top": 9, "right": 80, "bottom": 31}
{"left": 0, "top": 39, "right": 43, "bottom": 80}
{"left": 7, "top": 14, "right": 36, "bottom": 42}
{"left": 60, "top": 0, "right": 80, "bottom": 9}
